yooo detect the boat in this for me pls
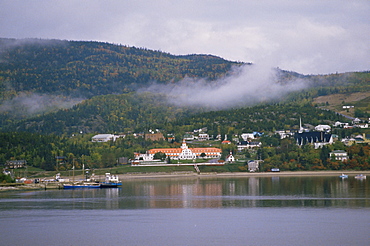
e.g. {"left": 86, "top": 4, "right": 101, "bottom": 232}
{"left": 339, "top": 174, "right": 348, "bottom": 178}
{"left": 100, "top": 173, "right": 122, "bottom": 188}
{"left": 354, "top": 174, "right": 366, "bottom": 179}
{"left": 62, "top": 172, "right": 121, "bottom": 189}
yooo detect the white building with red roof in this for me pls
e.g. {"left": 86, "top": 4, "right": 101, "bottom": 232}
{"left": 135, "top": 140, "right": 221, "bottom": 161}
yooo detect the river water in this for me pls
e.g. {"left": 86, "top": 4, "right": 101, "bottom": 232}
{"left": 0, "top": 176, "right": 369, "bottom": 245}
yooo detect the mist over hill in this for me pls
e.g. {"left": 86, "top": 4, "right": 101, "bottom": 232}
{"left": 0, "top": 38, "right": 369, "bottom": 135}
{"left": 0, "top": 38, "right": 241, "bottom": 117}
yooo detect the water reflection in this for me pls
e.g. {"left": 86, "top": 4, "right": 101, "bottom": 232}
{"left": 0, "top": 176, "right": 368, "bottom": 210}
{"left": 120, "top": 176, "right": 368, "bottom": 209}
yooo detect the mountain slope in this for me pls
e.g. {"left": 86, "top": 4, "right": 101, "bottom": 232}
{"left": 0, "top": 38, "right": 242, "bottom": 99}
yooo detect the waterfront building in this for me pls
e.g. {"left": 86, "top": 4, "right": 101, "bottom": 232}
{"left": 135, "top": 140, "right": 221, "bottom": 161}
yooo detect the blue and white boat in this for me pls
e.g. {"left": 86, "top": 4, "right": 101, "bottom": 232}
{"left": 100, "top": 173, "right": 122, "bottom": 188}
{"left": 339, "top": 174, "right": 348, "bottom": 178}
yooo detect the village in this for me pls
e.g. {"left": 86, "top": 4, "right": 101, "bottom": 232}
{"left": 87, "top": 117, "right": 370, "bottom": 172}
{"left": 3, "top": 114, "right": 369, "bottom": 183}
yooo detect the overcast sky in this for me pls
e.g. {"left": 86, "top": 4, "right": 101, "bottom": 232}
{"left": 1, "top": 0, "right": 369, "bottom": 74}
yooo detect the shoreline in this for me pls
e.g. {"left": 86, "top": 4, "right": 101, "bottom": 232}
{"left": 118, "top": 170, "right": 370, "bottom": 179}
{"left": 1, "top": 170, "right": 368, "bottom": 192}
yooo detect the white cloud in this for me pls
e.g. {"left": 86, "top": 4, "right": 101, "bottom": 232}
{"left": 140, "top": 64, "right": 308, "bottom": 109}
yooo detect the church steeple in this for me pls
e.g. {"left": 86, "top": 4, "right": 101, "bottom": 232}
{"left": 299, "top": 117, "right": 304, "bottom": 133}
{"left": 181, "top": 139, "right": 188, "bottom": 149}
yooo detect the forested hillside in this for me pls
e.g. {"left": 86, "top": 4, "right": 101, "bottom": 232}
{"left": 0, "top": 38, "right": 242, "bottom": 100}
{"left": 1, "top": 92, "right": 193, "bottom": 135}
{"left": 0, "top": 93, "right": 350, "bottom": 136}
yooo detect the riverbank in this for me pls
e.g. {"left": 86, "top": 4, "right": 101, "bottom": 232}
{"left": 119, "top": 170, "right": 370, "bottom": 179}
{"left": 1, "top": 170, "right": 368, "bottom": 192}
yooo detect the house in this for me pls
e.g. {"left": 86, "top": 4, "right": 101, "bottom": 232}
{"left": 275, "top": 130, "right": 294, "bottom": 139}
{"left": 354, "top": 134, "right": 364, "bottom": 143}
{"left": 183, "top": 134, "right": 195, "bottom": 141}
{"left": 145, "top": 132, "right": 164, "bottom": 141}
{"left": 237, "top": 141, "right": 249, "bottom": 151}
{"left": 134, "top": 140, "right": 222, "bottom": 161}
{"left": 133, "top": 132, "right": 144, "bottom": 138}
{"left": 352, "top": 118, "right": 361, "bottom": 124}
{"left": 341, "top": 137, "right": 356, "bottom": 146}
{"left": 5, "top": 160, "right": 27, "bottom": 169}
{"left": 198, "top": 133, "right": 210, "bottom": 141}
{"left": 315, "top": 125, "right": 331, "bottom": 132}
{"left": 294, "top": 132, "right": 333, "bottom": 149}
{"left": 237, "top": 141, "right": 262, "bottom": 151}
{"left": 355, "top": 123, "right": 368, "bottom": 129}
{"left": 118, "top": 157, "right": 129, "bottom": 165}
{"left": 241, "top": 133, "right": 255, "bottom": 141}
{"left": 354, "top": 134, "right": 370, "bottom": 144}
{"left": 247, "top": 160, "right": 261, "bottom": 172}
{"left": 334, "top": 121, "right": 349, "bottom": 128}
{"left": 249, "top": 142, "right": 262, "bottom": 148}
{"left": 92, "top": 134, "right": 119, "bottom": 142}
{"left": 226, "top": 152, "right": 235, "bottom": 163}
{"left": 221, "top": 135, "right": 231, "bottom": 144}
{"left": 167, "top": 136, "right": 175, "bottom": 142}
{"left": 342, "top": 105, "right": 354, "bottom": 109}
{"left": 330, "top": 150, "right": 348, "bottom": 161}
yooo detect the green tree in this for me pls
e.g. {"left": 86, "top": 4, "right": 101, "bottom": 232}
{"left": 153, "top": 152, "right": 166, "bottom": 161}
{"left": 320, "top": 145, "right": 331, "bottom": 166}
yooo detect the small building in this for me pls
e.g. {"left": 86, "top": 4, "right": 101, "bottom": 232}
{"left": 92, "top": 134, "right": 119, "bottom": 142}
{"left": 5, "top": 160, "right": 27, "bottom": 169}
{"left": 241, "top": 133, "right": 255, "bottom": 141}
{"left": 183, "top": 134, "right": 195, "bottom": 141}
{"left": 226, "top": 152, "right": 235, "bottom": 163}
{"left": 249, "top": 142, "right": 262, "bottom": 148}
{"left": 145, "top": 132, "right": 164, "bottom": 141}
{"left": 167, "top": 136, "right": 175, "bottom": 142}
{"left": 315, "top": 125, "right": 331, "bottom": 132}
{"left": 198, "top": 133, "right": 210, "bottom": 141}
{"left": 352, "top": 118, "right": 361, "bottom": 124}
{"left": 237, "top": 141, "right": 262, "bottom": 151}
{"left": 355, "top": 123, "right": 368, "bottom": 129}
{"left": 247, "top": 160, "right": 261, "bottom": 172}
{"left": 118, "top": 157, "right": 129, "bottom": 165}
{"left": 330, "top": 150, "right": 348, "bottom": 161}
{"left": 334, "top": 121, "right": 349, "bottom": 128}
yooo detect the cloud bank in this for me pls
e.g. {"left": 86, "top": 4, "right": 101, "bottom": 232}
{"left": 0, "top": 93, "right": 84, "bottom": 118}
{"left": 0, "top": 0, "right": 369, "bottom": 74}
{"left": 140, "top": 64, "right": 308, "bottom": 110}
